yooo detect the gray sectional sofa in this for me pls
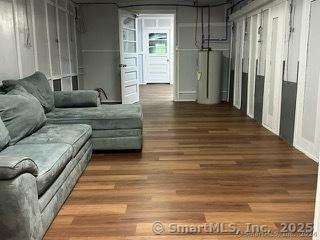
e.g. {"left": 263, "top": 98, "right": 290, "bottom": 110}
{"left": 0, "top": 72, "right": 143, "bottom": 239}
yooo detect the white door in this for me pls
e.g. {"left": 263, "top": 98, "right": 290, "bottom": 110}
{"left": 234, "top": 19, "right": 244, "bottom": 109}
{"left": 247, "top": 15, "right": 258, "bottom": 118}
{"left": 144, "top": 30, "right": 170, "bottom": 83}
{"left": 295, "top": 0, "right": 320, "bottom": 159}
{"left": 263, "top": 2, "right": 286, "bottom": 134}
{"left": 119, "top": 10, "right": 139, "bottom": 104}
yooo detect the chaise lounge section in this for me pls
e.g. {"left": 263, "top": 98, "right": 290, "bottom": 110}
{"left": 48, "top": 90, "right": 143, "bottom": 150}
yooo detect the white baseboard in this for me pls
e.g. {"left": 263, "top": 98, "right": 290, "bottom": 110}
{"left": 178, "top": 91, "right": 197, "bottom": 102}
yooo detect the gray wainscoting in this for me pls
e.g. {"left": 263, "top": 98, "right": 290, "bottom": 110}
{"left": 229, "top": 70, "right": 234, "bottom": 103}
{"left": 254, "top": 75, "right": 265, "bottom": 125}
{"left": 72, "top": 76, "right": 79, "bottom": 90}
{"left": 241, "top": 73, "right": 248, "bottom": 113}
{"left": 279, "top": 81, "right": 297, "bottom": 145}
{"left": 53, "top": 79, "right": 62, "bottom": 91}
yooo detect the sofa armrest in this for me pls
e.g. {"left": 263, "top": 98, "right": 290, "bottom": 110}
{"left": 54, "top": 90, "right": 99, "bottom": 108}
{"left": 0, "top": 156, "right": 38, "bottom": 180}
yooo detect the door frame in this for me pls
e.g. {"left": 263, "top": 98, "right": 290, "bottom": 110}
{"left": 143, "top": 28, "right": 171, "bottom": 84}
{"left": 134, "top": 11, "right": 176, "bottom": 100}
{"left": 262, "top": 0, "right": 287, "bottom": 135}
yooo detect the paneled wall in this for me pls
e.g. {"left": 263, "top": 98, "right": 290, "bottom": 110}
{"left": 232, "top": 1, "right": 288, "bottom": 134}
{"left": 80, "top": 4, "right": 121, "bottom": 102}
{"left": 231, "top": 0, "right": 320, "bottom": 162}
{"left": 0, "top": 0, "right": 80, "bottom": 91}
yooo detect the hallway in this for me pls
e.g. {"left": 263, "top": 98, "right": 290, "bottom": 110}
{"left": 140, "top": 84, "right": 174, "bottom": 103}
{"left": 45, "top": 84, "right": 317, "bottom": 240}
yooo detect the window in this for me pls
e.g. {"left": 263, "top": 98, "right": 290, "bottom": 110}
{"left": 149, "top": 33, "right": 167, "bottom": 54}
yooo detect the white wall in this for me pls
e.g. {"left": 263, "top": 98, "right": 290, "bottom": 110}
{"left": 80, "top": 4, "right": 121, "bottom": 102}
{"left": 80, "top": 4, "right": 230, "bottom": 102}
{"left": 0, "top": 0, "right": 80, "bottom": 90}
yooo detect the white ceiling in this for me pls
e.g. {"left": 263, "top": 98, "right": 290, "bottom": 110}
{"left": 73, "top": 0, "right": 231, "bottom": 7}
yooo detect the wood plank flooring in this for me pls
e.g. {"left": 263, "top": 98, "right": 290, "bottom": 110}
{"left": 44, "top": 84, "right": 318, "bottom": 240}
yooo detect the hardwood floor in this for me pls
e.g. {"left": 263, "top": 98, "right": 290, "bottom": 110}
{"left": 45, "top": 84, "right": 318, "bottom": 240}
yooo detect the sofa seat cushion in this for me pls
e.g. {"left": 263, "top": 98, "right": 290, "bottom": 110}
{"left": 0, "top": 143, "right": 73, "bottom": 195}
{"left": 46, "top": 104, "right": 142, "bottom": 130}
{"left": 17, "top": 124, "right": 92, "bottom": 157}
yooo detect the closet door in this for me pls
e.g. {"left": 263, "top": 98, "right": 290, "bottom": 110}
{"left": 0, "top": 0, "right": 19, "bottom": 80}
{"left": 33, "top": 0, "right": 50, "bottom": 76}
{"left": 58, "top": 8, "right": 70, "bottom": 75}
{"left": 241, "top": 17, "right": 251, "bottom": 113}
{"left": 234, "top": 19, "right": 244, "bottom": 109}
{"left": 247, "top": 15, "right": 258, "bottom": 118}
{"left": 16, "top": 0, "right": 35, "bottom": 76}
{"left": 47, "top": 2, "right": 60, "bottom": 77}
{"left": 295, "top": 0, "right": 320, "bottom": 159}
{"left": 254, "top": 9, "right": 269, "bottom": 125}
{"left": 263, "top": 1, "right": 286, "bottom": 134}
{"left": 69, "top": 13, "right": 77, "bottom": 74}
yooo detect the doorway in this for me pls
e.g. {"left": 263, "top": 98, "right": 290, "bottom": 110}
{"left": 119, "top": 11, "right": 175, "bottom": 103}
{"left": 138, "top": 14, "right": 174, "bottom": 86}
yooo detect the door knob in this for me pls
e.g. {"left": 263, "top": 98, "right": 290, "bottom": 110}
{"left": 119, "top": 64, "right": 127, "bottom": 68}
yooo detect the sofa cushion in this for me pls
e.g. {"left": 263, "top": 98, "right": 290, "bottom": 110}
{"left": 46, "top": 104, "right": 142, "bottom": 130}
{"left": 0, "top": 117, "right": 10, "bottom": 151}
{"left": 0, "top": 85, "right": 47, "bottom": 145}
{"left": 2, "top": 72, "right": 54, "bottom": 113}
{"left": 17, "top": 124, "right": 92, "bottom": 157}
{"left": 0, "top": 143, "right": 73, "bottom": 195}
{"left": 0, "top": 86, "right": 5, "bottom": 94}
{"left": 54, "top": 90, "right": 98, "bottom": 108}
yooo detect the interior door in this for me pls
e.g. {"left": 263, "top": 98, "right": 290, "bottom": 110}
{"left": 263, "top": 2, "right": 286, "bottom": 134}
{"left": 145, "top": 30, "right": 170, "bottom": 83}
{"left": 119, "top": 10, "right": 139, "bottom": 104}
{"left": 234, "top": 19, "right": 244, "bottom": 109}
{"left": 248, "top": 15, "right": 258, "bottom": 118}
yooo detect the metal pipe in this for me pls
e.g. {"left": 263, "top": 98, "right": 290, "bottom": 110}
{"left": 201, "top": 7, "right": 204, "bottom": 49}
{"left": 73, "top": 2, "right": 229, "bottom": 8}
{"left": 203, "top": 6, "right": 231, "bottom": 42}
{"left": 207, "top": 7, "right": 210, "bottom": 49}
{"left": 206, "top": 7, "right": 211, "bottom": 98}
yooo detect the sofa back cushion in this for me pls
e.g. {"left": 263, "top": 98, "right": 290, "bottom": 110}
{"left": 0, "top": 85, "right": 5, "bottom": 94}
{"left": 0, "top": 117, "right": 10, "bottom": 151}
{"left": 0, "top": 85, "right": 47, "bottom": 145}
{"left": 2, "top": 72, "right": 54, "bottom": 113}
